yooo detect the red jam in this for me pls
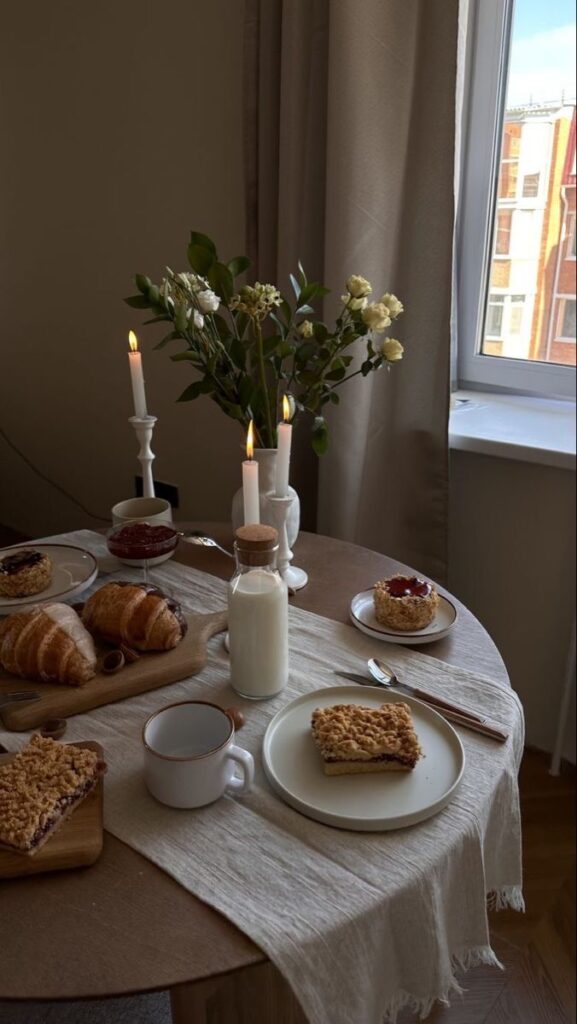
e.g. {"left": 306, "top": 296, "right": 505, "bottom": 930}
{"left": 107, "top": 523, "right": 178, "bottom": 561}
{"left": 386, "top": 576, "right": 431, "bottom": 599}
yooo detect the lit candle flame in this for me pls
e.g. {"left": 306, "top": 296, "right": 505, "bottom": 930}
{"left": 246, "top": 420, "right": 254, "bottom": 460}
{"left": 128, "top": 331, "right": 139, "bottom": 352}
{"left": 283, "top": 394, "right": 291, "bottom": 422}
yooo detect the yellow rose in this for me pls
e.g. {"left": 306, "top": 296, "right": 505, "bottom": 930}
{"left": 380, "top": 293, "right": 404, "bottom": 319}
{"left": 346, "top": 274, "right": 372, "bottom": 298}
{"left": 298, "top": 319, "right": 314, "bottom": 338}
{"left": 362, "top": 302, "right": 392, "bottom": 332}
{"left": 381, "top": 337, "right": 404, "bottom": 362}
{"left": 341, "top": 294, "right": 368, "bottom": 311}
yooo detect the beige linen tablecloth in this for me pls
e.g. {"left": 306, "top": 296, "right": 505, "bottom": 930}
{"left": 1, "top": 532, "right": 525, "bottom": 1024}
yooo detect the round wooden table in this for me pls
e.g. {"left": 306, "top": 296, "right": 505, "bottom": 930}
{"left": 0, "top": 527, "right": 508, "bottom": 1017}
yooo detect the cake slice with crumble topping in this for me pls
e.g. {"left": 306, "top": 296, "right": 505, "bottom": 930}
{"left": 311, "top": 702, "right": 422, "bottom": 775}
{"left": 0, "top": 735, "right": 105, "bottom": 855}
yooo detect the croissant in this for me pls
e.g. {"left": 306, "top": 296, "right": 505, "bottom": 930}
{"left": 0, "top": 603, "right": 97, "bottom": 685}
{"left": 81, "top": 582, "right": 187, "bottom": 651}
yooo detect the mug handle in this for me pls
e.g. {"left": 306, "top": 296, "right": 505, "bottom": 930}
{"left": 224, "top": 745, "right": 254, "bottom": 797}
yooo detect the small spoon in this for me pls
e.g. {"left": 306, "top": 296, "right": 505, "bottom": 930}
{"left": 180, "top": 531, "right": 234, "bottom": 558}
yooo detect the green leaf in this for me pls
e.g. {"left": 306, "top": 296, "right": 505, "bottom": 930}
{"left": 313, "top": 322, "right": 329, "bottom": 342}
{"left": 297, "top": 260, "right": 308, "bottom": 287}
{"left": 189, "top": 231, "right": 217, "bottom": 255}
{"left": 279, "top": 299, "right": 292, "bottom": 323}
{"left": 208, "top": 261, "right": 234, "bottom": 304}
{"left": 278, "top": 341, "right": 295, "bottom": 358}
{"left": 212, "top": 313, "right": 232, "bottom": 338}
{"left": 297, "top": 283, "right": 319, "bottom": 306}
{"left": 239, "top": 376, "right": 254, "bottom": 410}
{"left": 295, "top": 341, "right": 317, "bottom": 364}
{"left": 290, "top": 274, "right": 301, "bottom": 301}
{"left": 262, "top": 335, "right": 281, "bottom": 357}
{"left": 227, "top": 256, "right": 251, "bottom": 278}
{"left": 361, "top": 359, "right": 374, "bottom": 376}
{"left": 153, "top": 330, "right": 181, "bottom": 349}
{"left": 270, "top": 312, "right": 287, "bottom": 339}
{"left": 187, "top": 244, "right": 215, "bottom": 276}
{"left": 177, "top": 379, "right": 214, "bottom": 402}
{"left": 135, "top": 274, "right": 151, "bottom": 293}
{"left": 325, "top": 365, "right": 346, "bottom": 382}
{"left": 329, "top": 391, "right": 340, "bottom": 404}
{"left": 174, "top": 304, "right": 189, "bottom": 332}
{"left": 296, "top": 304, "right": 314, "bottom": 315}
{"left": 170, "top": 350, "right": 199, "bottom": 362}
{"left": 124, "top": 295, "right": 151, "bottom": 309}
{"left": 312, "top": 416, "right": 329, "bottom": 455}
{"left": 230, "top": 337, "right": 247, "bottom": 370}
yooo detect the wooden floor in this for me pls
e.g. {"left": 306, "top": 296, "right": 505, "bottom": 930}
{"left": 397, "top": 748, "right": 576, "bottom": 1024}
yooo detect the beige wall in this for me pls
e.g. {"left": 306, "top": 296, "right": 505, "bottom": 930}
{"left": 449, "top": 450, "right": 576, "bottom": 763}
{"left": 0, "top": 0, "right": 245, "bottom": 536}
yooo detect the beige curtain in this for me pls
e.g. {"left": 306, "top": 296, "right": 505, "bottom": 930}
{"left": 244, "top": 0, "right": 457, "bottom": 582}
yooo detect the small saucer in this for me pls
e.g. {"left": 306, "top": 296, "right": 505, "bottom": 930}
{"left": 350, "top": 590, "right": 458, "bottom": 646}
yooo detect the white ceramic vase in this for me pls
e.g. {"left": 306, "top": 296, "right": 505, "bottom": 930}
{"left": 231, "top": 448, "right": 300, "bottom": 547}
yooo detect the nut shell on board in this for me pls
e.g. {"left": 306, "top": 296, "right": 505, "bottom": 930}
{"left": 225, "top": 707, "right": 245, "bottom": 730}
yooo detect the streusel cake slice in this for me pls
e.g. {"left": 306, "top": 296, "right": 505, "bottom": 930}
{"left": 0, "top": 735, "right": 105, "bottom": 855}
{"left": 311, "top": 702, "right": 422, "bottom": 775}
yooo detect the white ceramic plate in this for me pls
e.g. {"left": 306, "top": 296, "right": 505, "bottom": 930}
{"left": 263, "top": 685, "right": 465, "bottom": 831}
{"left": 350, "top": 589, "right": 458, "bottom": 646}
{"left": 0, "top": 544, "right": 98, "bottom": 613}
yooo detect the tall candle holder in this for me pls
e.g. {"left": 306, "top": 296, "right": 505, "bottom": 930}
{"left": 267, "top": 492, "right": 308, "bottom": 591}
{"left": 129, "top": 415, "right": 157, "bottom": 498}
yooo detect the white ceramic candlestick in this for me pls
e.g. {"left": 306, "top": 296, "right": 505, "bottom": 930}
{"left": 129, "top": 415, "right": 157, "bottom": 498}
{"left": 267, "top": 493, "right": 308, "bottom": 591}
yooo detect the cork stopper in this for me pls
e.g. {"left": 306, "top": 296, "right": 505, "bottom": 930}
{"left": 234, "top": 524, "right": 278, "bottom": 566}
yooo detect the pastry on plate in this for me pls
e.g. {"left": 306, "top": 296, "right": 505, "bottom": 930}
{"left": 311, "top": 702, "right": 422, "bottom": 775}
{"left": 0, "top": 603, "right": 97, "bottom": 685}
{"left": 0, "top": 549, "right": 52, "bottom": 599}
{"left": 373, "top": 575, "right": 440, "bottom": 631}
{"left": 81, "top": 581, "right": 187, "bottom": 652}
{"left": 0, "top": 735, "right": 105, "bottom": 855}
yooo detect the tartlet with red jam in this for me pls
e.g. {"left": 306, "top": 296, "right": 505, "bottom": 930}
{"left": 373, "top": 575, "right": 439, "bottom": 631}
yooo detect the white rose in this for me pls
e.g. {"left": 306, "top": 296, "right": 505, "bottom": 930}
{"left": 346, "top": 274, "right": 372, "bottom": 298}
{"left": 197, "top": 288, "right": 220, "bottom": 313}
{"left": 362, "top": 302, "right": 392, "bottom": 332}
{"left": 193, "top": 309, "right": 204, "bottom": 330}
{"left": 380, "top": 293, "right": 404, "bottom": 319}
{"left": 298, "top": 320, "right": 314, "bottom": 338}
{"left": 381, "top": 337, "right": 404, "bottom": 362}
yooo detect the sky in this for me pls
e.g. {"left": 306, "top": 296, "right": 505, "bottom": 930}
{"left": 507, "top": 0, "right": 576, "bottom": 107}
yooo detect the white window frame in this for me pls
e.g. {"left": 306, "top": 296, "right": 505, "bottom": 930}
{"left": 456, "top": 0, "right": 576, "bottom": 400}
{"left": 566, "top": 212, "right": 576, "bottom": 260}
{"left": 555, "top": 296, "right": 577, "bottom": 342}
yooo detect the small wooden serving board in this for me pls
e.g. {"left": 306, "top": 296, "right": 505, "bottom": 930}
{"left": 0, "top": 741, "right": 103, "bottom": 878}
{"left": 0, "top": 609, "right": 227, "bottom": 732}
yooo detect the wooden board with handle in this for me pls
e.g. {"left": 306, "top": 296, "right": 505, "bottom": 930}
{"left": 0, "top": 740, "right": 103, "bottom": 878}
{"left": 0, "top": 609, "right": 227, "bottom": 731}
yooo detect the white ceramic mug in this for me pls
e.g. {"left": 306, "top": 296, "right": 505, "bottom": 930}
{"left": 142, "top": 701, "right": 254, "bottom": 809}
{"left": 111, "top": 497, "right": 172, "bottom": 526}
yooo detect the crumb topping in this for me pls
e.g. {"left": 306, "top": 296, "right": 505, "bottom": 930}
{"left": 0, "top": 735, "right": 102, "bottom": 851}
{"left": 311, "top": 702, "right": 422, "bottom": 764}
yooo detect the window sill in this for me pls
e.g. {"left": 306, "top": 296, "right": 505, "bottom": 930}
{"left": 449, "top": 390, "right": 576, "bottom": 470}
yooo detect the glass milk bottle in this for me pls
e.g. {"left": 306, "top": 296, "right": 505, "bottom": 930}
{"left": 228, "top": 524, "right": 288, "bottom": 699}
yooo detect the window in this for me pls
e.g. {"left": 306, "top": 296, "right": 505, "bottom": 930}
{"left": 457, "top": 0, "right": 576, "bottom": 399}
{"left": 557, "top": 298, "right": 577, "bottom": 340}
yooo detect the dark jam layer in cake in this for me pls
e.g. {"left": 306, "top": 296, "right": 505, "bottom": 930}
{"left": 326, "top": 753, "right": 418, "bottom": 769}
{"left": 107, "top": 523, "right": 178, "bottom": 561}
{"left": 386, "top": 576, "right": 431, "bottom": 599}
{"left": 28, "top": 778, "right": 98, "bottom": 850}
{"left": 0, "top": 550, "right": 44, "bottom": 575}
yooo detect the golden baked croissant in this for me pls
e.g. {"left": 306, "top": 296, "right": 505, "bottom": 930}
{"left": 81, "top": 582, "right": 187, "bottom": 651}
{"left": 0, "top": 603, "right": 97, "bottom": 685}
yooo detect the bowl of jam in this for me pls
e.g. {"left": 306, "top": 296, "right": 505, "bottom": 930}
{"left": 107, "top": 521, "right": 179, "bottom": 567}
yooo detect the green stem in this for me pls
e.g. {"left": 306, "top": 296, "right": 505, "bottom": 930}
{"left": 255, "top": 319, "right": 275, "bottom": 447}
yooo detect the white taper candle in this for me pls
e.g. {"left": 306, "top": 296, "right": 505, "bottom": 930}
{"left": 274, "top": 395, "right": 292, "bottom": 497}
{"left": 128, "top": 331, "right": 148, "bottom": 419}
{"left": 242, "top": 421, "right": 260, "bottom": 524}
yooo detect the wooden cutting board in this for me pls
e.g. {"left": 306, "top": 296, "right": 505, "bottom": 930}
{"left": 0, "top": 609, "right": 227, "bottom": 731}
{"left": 0, "top": 741, "right": 104, "bottom": 878}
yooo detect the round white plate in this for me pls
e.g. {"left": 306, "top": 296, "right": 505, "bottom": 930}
{"left": 0, "top": 544, "right": 98, "bottom": 613}
{"left": 263, "top": 685, "right": 465, "bottom": 831}
{"left": 350, "top": 589, "right": 458, "bottom": 646}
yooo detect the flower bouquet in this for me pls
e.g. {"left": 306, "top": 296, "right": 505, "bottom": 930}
{"left": 125, "top": 231, "right": 404, "bottom": 453}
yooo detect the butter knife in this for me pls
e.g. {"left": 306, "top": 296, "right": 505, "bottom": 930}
{"left": 334, "top": 671, "right": 509, "bottom": 743}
